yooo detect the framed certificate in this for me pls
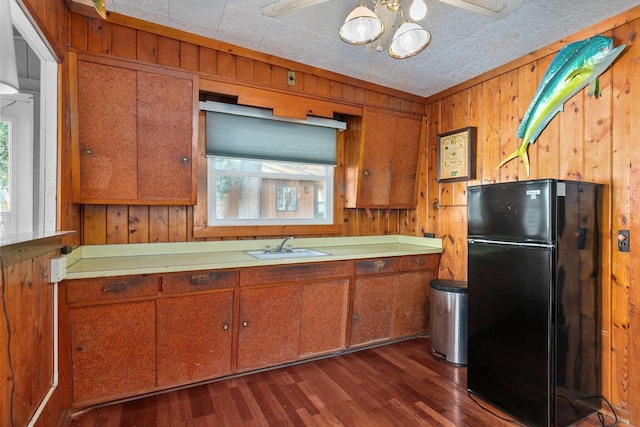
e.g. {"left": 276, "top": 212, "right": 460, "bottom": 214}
{"left": 437, "top": 127, "right": 476, "bottom": 182}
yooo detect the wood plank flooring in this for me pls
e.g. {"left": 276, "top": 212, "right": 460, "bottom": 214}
{"left": 67, "top": 338, "right": 615, "bottom": 427}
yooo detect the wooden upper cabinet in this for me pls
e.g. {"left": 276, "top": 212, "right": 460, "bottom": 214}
{"left": 70, "top": 53, "right": 198, "bottom": 205}
{"left": 345, "top": 107, "right": 425, "bottom": 209}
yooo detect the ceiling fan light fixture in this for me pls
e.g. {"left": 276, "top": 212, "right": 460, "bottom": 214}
{"left": 388, "top": 22, "right": 430, "bottom": 59}
{"left": 339, "top": 4, "right": 385, "bottom": 45}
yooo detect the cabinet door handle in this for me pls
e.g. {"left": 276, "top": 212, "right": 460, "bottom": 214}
{"left": 353, "top": 313, "right": 358, "bottom": 321}
{"left": 84, "top": 149, "right": 92, "bottom": 155}
{"left": 103, "top": 283, "right": 126, "bottom": 293}
{"left": 416, "top": 258, "right": 426, "bottom": 265}
{"left": 223, "top": 324, "right": 229, "bottom": 330}
{"left": 181, "top": 157, "right": 189, "bottom": 163}
{"left": 242, "top": 321, "right": 248, "bottom": 327}
{"left": 363, "top": 170, "right": 369, "bottom": 177}
{"left": 190, "top": 273, "right": 221, "bottom": 285}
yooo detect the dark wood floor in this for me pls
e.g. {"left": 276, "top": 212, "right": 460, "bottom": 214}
{"left": 67, "top": 338, "right": 614, "bottom": 427}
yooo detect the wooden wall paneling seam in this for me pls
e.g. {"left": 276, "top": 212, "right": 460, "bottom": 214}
{"left": 535, "top": 55, "right": 560, "bottom": 179}
{"left": 516, "top": 62, "right": 540, "bottom": 180}
{"left": 497, "top": 70, "right": 520, "bottom": 182}
{"left": 581, "top": 29, "right": 614, "bottom": 402}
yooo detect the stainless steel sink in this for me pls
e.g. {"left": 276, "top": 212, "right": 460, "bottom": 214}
{"left": 245, "top": 248, "right": 330, "bottom": 260}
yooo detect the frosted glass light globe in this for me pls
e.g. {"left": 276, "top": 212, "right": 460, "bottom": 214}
{"left": 409, "top": 0, "right": 427, "bottom": 21}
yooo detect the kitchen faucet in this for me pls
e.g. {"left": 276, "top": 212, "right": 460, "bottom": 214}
{"left": 276, "top": 236, "right": 295, "bottom": 252}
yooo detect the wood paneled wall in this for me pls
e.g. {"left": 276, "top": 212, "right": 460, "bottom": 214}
{"left": 418, "top": 9, "right": 640, "bottom": 424}
{"left": 0, "top": 239, "right": 67, "bottom": 426}
{"left": 64, "top": 10, "right": 427, "bottom": 244}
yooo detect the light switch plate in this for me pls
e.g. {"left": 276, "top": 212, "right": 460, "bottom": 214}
{"left": 50, "top": 256, "right": 67, "bottom": 282}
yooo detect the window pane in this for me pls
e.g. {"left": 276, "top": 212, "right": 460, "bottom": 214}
{"left": 209, "top": 157, "right": 333, "bottom": 226}
{"left": 0, "top": 121, "right": 9, "bottom": 212}
{"left": 212, "top": 157, "right": 328, "bottom": 176}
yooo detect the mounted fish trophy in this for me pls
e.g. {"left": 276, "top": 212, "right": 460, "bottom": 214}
{"left": 497, "top": 35, "right": 626, "bottom": 176}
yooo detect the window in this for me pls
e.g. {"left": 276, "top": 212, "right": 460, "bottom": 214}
{"left": 208, "top": 157, "right": 333, "bottom": 226}
{"left": 0, "top": 119, "right": 9, "bottom": 218}
{"left": 2, "top": 0, "right": 58, "bottom": 236}
{"left": 202, "top": 101, "right": 345, "bottom": 228}
{"left": 0, "top": 94, "right": 34, "bottom": 234}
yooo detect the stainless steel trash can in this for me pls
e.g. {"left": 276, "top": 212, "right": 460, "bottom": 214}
{"left": 429, "top": 279, "right": 468, "bottom": 365}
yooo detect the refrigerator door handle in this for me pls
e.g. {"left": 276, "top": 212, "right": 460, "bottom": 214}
{"left": 468, "top": 238, "right": 554, "bottom": 249}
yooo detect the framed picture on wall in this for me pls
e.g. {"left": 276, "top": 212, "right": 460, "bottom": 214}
{"left": 437, "top": 127, "right": 476, "bottom": 182}
{"left": 276, "top": 186, "right": 298, "bottom": 211}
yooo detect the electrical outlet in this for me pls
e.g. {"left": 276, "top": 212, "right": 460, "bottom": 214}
{"left": 287, "top": 70, "right": 296, "bottom": 86}
{"left": 618, "top": 230, "right": 630, "bottom": 252}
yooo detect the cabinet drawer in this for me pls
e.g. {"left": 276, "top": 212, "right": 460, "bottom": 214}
{"left": 399, "top": 254, "right": 440, "bottom": 271}
{"left": 241, "top": 261, "right": 353, "bottom": 286}
{"left": 162, "top": 270, "right": 237, "bottom": 294}
{"left": 355, "top": 258, "right": 399, "bottom": 275}
{"left": 66, "top": 276, "right": 158, "bottom": 304}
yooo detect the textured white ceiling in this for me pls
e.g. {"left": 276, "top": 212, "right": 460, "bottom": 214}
{"left": 81, "top": 0, "right": 639, "bottom": 97}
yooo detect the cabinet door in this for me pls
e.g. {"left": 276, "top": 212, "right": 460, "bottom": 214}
{"left": 357, "top": 109, "right": 395, "bottom": 207}
{"left": 388, "top": 115, "right": 423, "bottom": 208}
{"left": 70, "top": 301, "right": 156, "bottom": 404}
{"left": 299, "top": 279, "right": 349, "bottom": 357}
{"left": 157, "top": 291, "right": 233, "bottom": 387}
{"left": 390, "top": 270, "right": 435, "bottom": 338}
{"left": 237, "top": 286, "right": 301, "bottom": 371}
{"left": 72, "top": 54, "right": 197, "bottom": 204}
{"left": 137, "top": 70, "right": 196, "bottom": 203}
{"left": 76, "top": 60, "right": 138, "bottom": 201}
{"left": 350, "top": 275, "right": 394, "bottom": 346}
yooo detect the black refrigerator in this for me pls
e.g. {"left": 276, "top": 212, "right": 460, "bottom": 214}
{"left": 467, "top": 179, "right": 602, "bottom": 427}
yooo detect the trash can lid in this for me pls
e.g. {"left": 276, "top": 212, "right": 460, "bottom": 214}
{"left": 430, "top": 279, "right": 467, "bottom": 293}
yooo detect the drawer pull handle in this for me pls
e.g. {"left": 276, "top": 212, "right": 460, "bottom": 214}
{"left": 242, "top": 321, "right": 248, "bottom": 327}
{"left": 416, "top": 258, "right": 426, "bottom": 265}
{"left": 372, "top": 260, "right": 386, "bottom": 271}
{"left": 353, "top": 313, "right": 358, "bottom": 321}
{"left": 223, "top": 324, "right": 229, "bottom": 330}
{"left": 191, "top": 273, "right": 220, "bottom": 285}
{"left": 103, "top": 283, "right": 126, "bottom": 293}
{"left": 181, "top": 157, "right": 189, "bottom": 163}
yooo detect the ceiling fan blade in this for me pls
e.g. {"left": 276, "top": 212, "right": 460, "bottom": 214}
{"left": 260, "top": 0, "right": 331, "bottom": 17}
{"left": 436, "top": 0, "right": 523, "bottom": 19}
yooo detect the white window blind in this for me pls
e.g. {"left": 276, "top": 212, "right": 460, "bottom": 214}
{"left": 201, "top": 101, "right": 345, "bottom": 166}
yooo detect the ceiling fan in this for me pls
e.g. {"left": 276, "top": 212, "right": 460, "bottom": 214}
{"left": 261, "top": 0, "right": 523, "bottom": 58}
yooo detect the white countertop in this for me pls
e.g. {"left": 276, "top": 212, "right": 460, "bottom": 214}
{"left": 65, "top": 235, "right": 442, "bottom": 279}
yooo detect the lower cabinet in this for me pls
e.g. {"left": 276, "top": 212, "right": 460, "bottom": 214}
{"left": 237, "top": 262, "right": 351, "bottom": 371}
{"left": 63, "top": 254, "right": 438, "bottom": 406}
{"left": 350, "top": 275, "right": 395, "bottom": 346}
{"left": 156, "top": 291, "right": 234, "bottom": 387}
{"left": 350, "top": 255, "right": 439, "bottom": 347}
{"left": 299, "top": 280, "right": 349, "bottom": 357}
{"left": 237, "top": 285, "right": 302, "bottom": 371}
{"left": 69, "top": 300, "right": 157, "bottom": 404}
{"left": 391, "top": 270, "right": 434, "bottom": 338}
